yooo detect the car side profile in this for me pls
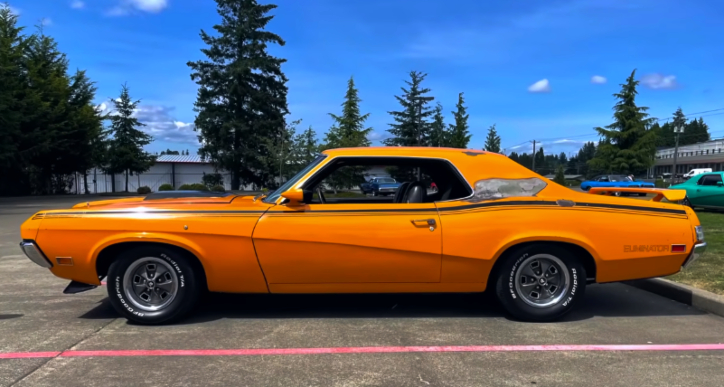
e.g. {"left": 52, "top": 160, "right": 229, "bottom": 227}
{"left": 671, "top": 172, "right": 724, "bottom": 209}
{"left": 19, "top": 147, "right": 706, "bottom": 325}
{"left": 580, "top": 174, "right": 655, "bottom": 196}
{"left": 359, "top": 177, "right": 401, "bottom": 196}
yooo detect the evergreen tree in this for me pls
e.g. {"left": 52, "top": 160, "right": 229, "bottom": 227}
{"left": 323, "top": 76, "right": 372, "bottom": 191}
{"left": 429, "top": 103, "right": 447, "bottom": 147}
{"left": 105, "top": 84, "right": 154, "bottom": 192}
{"left": 0, "top": 5, "right": 30, "bottom": 194}
{"left": 534, "top": 147, "right": 545, "bottom": 173}
{"left": 697, "top": 117, "right": 711, "bottom": 143}
{"left": 385, "top": 71, "right": 435, "bottom": 146}
{"left": 483, "top": 124, "right": 501, "bottom": 153}
{"left": 558, "top": 152, "right": 567, "bottom": 166}
{"left": 588, "top": 70, "right": 657, "bottom": 175}
{"left": 553, "top": 164, "right": 566, "bottom": 185}
{"left": 295, "top": 126, "right": 319, "bottom": 164}
{"left": 324, "top": 76, "right": 372, "bottom": 149}
{"left": 188, "top": 0, "right": 289, "bottom": 190}
{"left": 448, "top": 92, "right": 471, "bottom": 148}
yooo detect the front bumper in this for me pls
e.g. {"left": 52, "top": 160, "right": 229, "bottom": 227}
{"left": 682, "top": 242, "right": 707, "bottom": 269}
{"left": 19, "top": 240, "right": 53, "bottom": 268}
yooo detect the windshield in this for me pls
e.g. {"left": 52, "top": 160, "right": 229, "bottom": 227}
{"left": 609, "top": 175, "right": 626, "bottom": 181}
{"left": 377, "top": 178, "right": 395, "bottom": 183}
{"left": 263, "top": 155, "right": 327, "bottom": 203}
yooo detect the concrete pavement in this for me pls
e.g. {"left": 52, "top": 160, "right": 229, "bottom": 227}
{"left": 1, "top": 196, "right": 723, "bottom": 386}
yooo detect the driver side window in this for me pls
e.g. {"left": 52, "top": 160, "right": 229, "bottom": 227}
{"left": 305, "top": 157, "right": 472, "bottom": 205}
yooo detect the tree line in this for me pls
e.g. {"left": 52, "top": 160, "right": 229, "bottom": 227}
{"left": 0, "top": 5, "right": 154, "bottom": 195}
{"left": 508, "top": 70, "right": 712, "bottom": 178}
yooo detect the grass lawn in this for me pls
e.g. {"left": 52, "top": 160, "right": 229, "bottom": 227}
{"left": 669, "top": 210, "right": 724, "bottom": 295}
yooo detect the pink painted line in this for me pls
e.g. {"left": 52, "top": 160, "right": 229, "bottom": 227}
{"left": 2, "top": 344, "right": 724, "bottom": 359}
{"left": 0, "top": 351, "right": 60, "bottom": 359}
{"left": 100, "top": 281, "right": 107, "bottom": 285}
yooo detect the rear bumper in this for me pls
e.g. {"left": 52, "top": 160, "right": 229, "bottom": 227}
{"left": 682, "top": 242, "right": 707, "bottom": 269}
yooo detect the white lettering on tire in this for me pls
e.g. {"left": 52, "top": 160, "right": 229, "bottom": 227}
{"left": 507, "top": 253, "right": 529, "bottom": 300}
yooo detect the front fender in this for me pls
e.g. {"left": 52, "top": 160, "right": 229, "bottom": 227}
{"left": 88, "top": 232, "right": 207, "bottom": 274}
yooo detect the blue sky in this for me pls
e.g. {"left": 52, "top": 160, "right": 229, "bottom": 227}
{"left": 7, "top": 0, "right": 724, "bottom": 156}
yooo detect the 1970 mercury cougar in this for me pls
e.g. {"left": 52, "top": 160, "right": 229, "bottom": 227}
{"left": 19, "top": 147, "right": 707, "bottom": 324}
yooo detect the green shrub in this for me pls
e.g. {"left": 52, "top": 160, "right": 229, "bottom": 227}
{"left": 137, "top": 186, "right": 152, "bottom": 194}
{"left": 202, "top": 172, "right": 224, "bottom": 188}
{"left": 553, "top": 165, "right": 566, "bottom": 185}
{"left": 655, "top": 179, "right": 666, "bottom": 188}
{"left": 564, "top": 179, "right": 581, "bottom": 187}
{"left": 178, "top": 183, "right": 209, "bottom": 191}
{"left": 210, "top": 185, "right": 225, "bottom": 192}
{"left": 158, "top": 183, "right": 174, "bottom": 191}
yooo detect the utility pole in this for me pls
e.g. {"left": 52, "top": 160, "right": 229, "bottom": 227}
{"left": 672, "top": 125, "right": 684, "bottom": 182}
{"left": 531, "top": 140, "right": 537, "bottom": 172}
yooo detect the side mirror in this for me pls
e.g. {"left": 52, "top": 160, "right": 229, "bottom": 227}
{"left": 280, "top": 189, "right": 306, "bottom": 205}
{"left": 718, "top": 181, "right": 723, "bottom": 187}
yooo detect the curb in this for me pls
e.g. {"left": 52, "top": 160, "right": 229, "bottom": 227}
{"left": 626, "top": 278, "right": 724, "bottom": 318}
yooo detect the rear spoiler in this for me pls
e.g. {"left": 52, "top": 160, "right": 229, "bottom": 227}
{"left": 588, "top": 187, "right": 686, "bottom": 202}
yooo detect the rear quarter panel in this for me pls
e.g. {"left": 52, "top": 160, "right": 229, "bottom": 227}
{"left": 35, "top": 208, "right": 270, "bottom": 293}
{"left": 436, "top": 198, "right": 693, "bottom": 288}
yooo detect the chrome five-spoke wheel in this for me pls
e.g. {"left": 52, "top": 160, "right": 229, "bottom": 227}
{"left": 514, "top": 254, "right": 570, "bottom": 308}
{"left": 123, "top": 257, "right": 179, "bottom": 312}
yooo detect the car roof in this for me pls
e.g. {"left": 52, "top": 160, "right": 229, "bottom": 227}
{"left": 322, "top": 146, "right": 494, "bottom": 158}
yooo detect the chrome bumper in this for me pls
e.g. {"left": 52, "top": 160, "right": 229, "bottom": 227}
{"left": 682, "top": 242, "right": 707, "bottom": 269}
{"left": 19, "top": 240, "right": 53, "bottom": 268}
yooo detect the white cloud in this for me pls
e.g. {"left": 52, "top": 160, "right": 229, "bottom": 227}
{"left": 367, "top": 131, "right": 390, "bottom": 142}
{"left": 109, "top": 0, "right": 168, "bottom": 15}
{"left": 70, "top": 1, "right": 84, "bottom": 9}
{"left": 133, "top": 105, "right": 199, "bottom": 145}
{"left": 591, "top": 75, "right": 607, "bottom": 84}
{"left": 2, "top": 4, "right": 20, "bottom": 15}
{"left": 528, "top": 79, "right": 551, "bottom": 93}
{"left": 95, "top": 102, "right": 107, "bottom": 112}
{"left": 41, "top": 18, "right": 52, "bottom": 26}
{"left": 639, "top": 73, "right": 679, "bottom": 90}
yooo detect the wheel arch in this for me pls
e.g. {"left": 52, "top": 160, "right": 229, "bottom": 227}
{"left": 486, "top": 240, "right": 598, "bottom": 290}
{"left": 95, "top": 241, "right": 208, "bottom": 291}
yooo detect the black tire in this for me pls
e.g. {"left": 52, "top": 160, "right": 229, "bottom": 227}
{"left": 682, "top": 197, "right": 693, "bottom": 208}
{"left": 581, "top": 186, "right": 590, "bottom": 192}
{"left": 107, "top": 246, "right": 201, "bottom": 325}
{"left": 495, "top": 244, "right": 586, "bottom": 322}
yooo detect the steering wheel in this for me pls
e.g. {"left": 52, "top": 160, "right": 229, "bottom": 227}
{"left": 316, "top": 187, "right": 326, "bottom": 204}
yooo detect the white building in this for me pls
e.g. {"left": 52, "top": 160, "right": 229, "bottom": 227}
{"left": 82, "top": 155, "right": 246, "bottom": 193}
{"left": 654, "top": 139, "right": 724, "bottom": 176}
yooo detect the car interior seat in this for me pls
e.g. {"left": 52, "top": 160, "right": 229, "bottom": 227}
{"left": 403, "top": 181, "right": 427, "bottom": 203}
{"left": 393, "top": 182, "right": 411, "bottom": 203}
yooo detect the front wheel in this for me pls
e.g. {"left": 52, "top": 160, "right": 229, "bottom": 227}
{"left": 107, "top": 246, "right": 201, "bottom": 325}
{"left": 495, "top": 244, "right": 586, "bottom": 322}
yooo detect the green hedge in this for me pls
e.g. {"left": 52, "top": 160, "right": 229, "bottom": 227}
{"left": 210, "top": 185, "right": 225, "bottom": 192}
{"left": 178, "top": 183, "right": 209, "bottom": 191}
{"left": 158, "top": 183, "right": 174, "bottom": 191}
{"left": 137, "top": 186, "right": 152, "bottom": 194}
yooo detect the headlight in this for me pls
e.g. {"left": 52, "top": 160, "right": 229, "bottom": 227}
{"left": 695, "top": 225, "right": 705, "bottom": 242}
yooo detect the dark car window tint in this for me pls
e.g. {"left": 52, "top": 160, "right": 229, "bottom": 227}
{"left": 700, "top": 174, "right": 723, "bottom": 186}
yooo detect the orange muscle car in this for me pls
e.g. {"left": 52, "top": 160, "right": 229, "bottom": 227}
{"left": 19, "top": 147, "right": 707, "bottom": 324}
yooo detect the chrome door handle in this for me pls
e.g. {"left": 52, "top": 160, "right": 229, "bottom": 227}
{"left": 411, "top": 219, "right": 436, "bottom": 231}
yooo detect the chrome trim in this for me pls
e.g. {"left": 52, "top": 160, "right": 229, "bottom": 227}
{"left": 682, "top": 242, "right": 707, "bottom": 269}
{"left": 283, "top": 154, "right": 476, "bottom": 205}
{"left": 695, "top": 225, "right": 704, "bottom": 242}
{"left": 19, "top": 241, "right": 53, "bottom": 268}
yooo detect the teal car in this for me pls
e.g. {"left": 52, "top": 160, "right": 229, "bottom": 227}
{"left": 671, "top": 172, "right": 724, "bottom": 209}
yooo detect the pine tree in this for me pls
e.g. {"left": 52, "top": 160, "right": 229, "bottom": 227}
{"left": 106, "top": 84, "right": 154, "bottom": 192}
{"left": 697, "top": 117, "right": 711, "bottom": 143}
{"left": 188, "top": 0, "right": 289, "bottom": 190}
{"left": 385, "top": 71, "right": 435, "bottom": 146}
{"left": 534, "top": 147, "right": 545, "bottom": 173}
{"left": 483, "top": 124, "right": 501, "bottom": 153}
{"left": 588, "top": 69, "right": 657, "bottom": 175}
{"left": 0, "top": 5, "right": 30, "bottom": 195}
{"left": 448, "top": 92, "right": 471, "bottom": 148}
{"left": 323, "top": 76, "right": 371, "bottom": 191}
{"left": 553, "top": 164, "right": 566, "bottom": 185}
{"left": 429, "top": 103, "right": 447, "bottom": 147}
{"left": 324, "top": 76, "right": 372, "bottom": 149}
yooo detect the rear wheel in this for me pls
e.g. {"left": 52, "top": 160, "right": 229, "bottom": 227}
{"left": 682, "top": 196, "right": 693, "bottom": 208}
{"left": 107, "top": 246, "right": 201, "bottom": 325}
{"left": 495, "top": 244, "right": 586, "bottom": 322}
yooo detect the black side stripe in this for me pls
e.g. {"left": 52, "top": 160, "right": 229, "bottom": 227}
{"left": 36, "top": 200, "right": 687, "bottom": 217}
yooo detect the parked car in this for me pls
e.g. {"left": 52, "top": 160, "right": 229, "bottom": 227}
{"left": 682, "top": 168, "right": 713, "bottom": 180}
{"left": 359, "top": 177, "right": 401, "bottom": 196}
{"left": 19, "top": 147, "right": 705, "bottom": 324}
{"left": 671, "top": 172, "right": 724, "bottom": 209}
{"left": 580, "top": 174, "right": 655, "bottom": 196}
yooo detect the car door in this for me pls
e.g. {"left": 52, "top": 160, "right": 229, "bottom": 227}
{"left": 252, "top": 159, "right": 443, "bottom": 286}
{"left": 692, "top": 173, "right": 724, "bottom": 207}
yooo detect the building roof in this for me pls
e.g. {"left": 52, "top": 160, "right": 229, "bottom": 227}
{"left": 155, "top": 155, "right": 209, "bottom": 163}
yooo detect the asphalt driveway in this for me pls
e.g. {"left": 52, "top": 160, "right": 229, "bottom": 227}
{"left": 1, "top": 195, "right": 723, "bottom": 387}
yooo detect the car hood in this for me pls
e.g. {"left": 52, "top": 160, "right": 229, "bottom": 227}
{"left": 45, "top": 194, "right": 273, "bottom": 214}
